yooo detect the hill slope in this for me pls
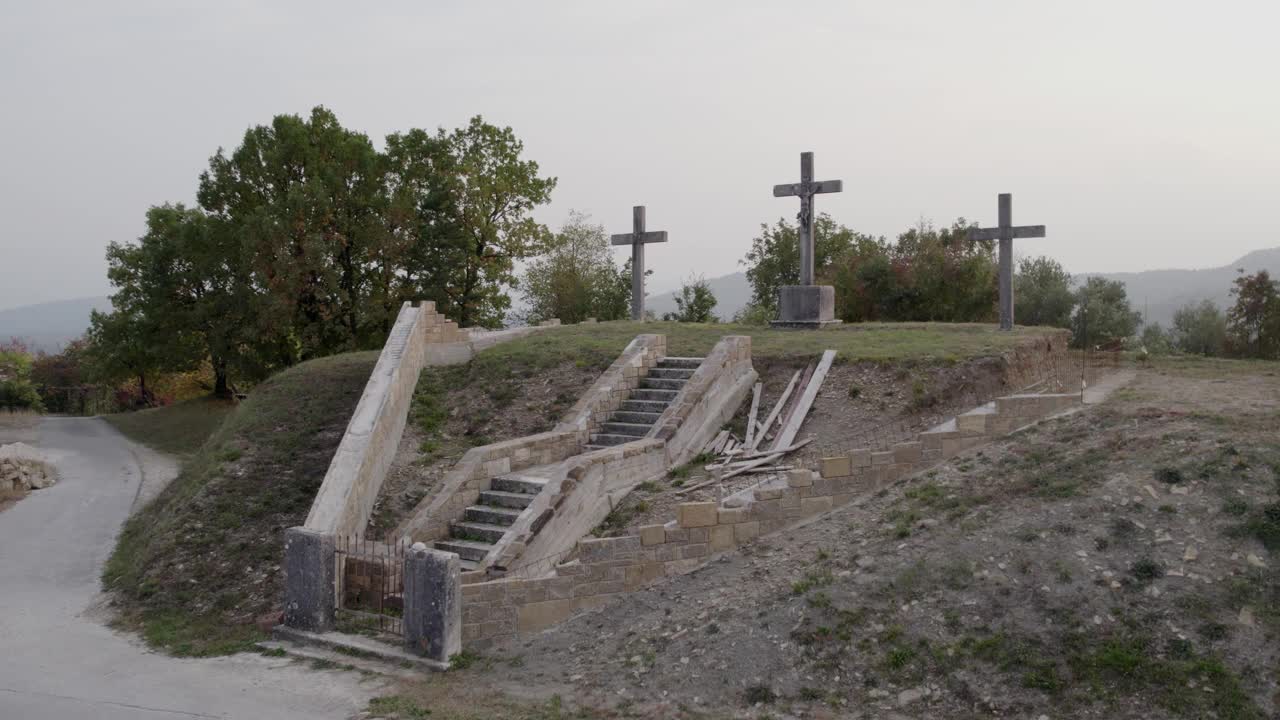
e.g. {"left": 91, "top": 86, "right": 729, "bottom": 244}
{"left": 0, "top": 296, "right": 111, "bottom": 352}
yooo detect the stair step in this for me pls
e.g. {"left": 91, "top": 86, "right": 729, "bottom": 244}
{"left": 464, "top": 505, "right": 522, "bottom": 526}
{"left": 588, "top": 433, "right": 638, "bottom": 447}
{"left": 620, "top": 400, "right": 669, "bottom": 414}
{"left": 640, "top": 377, "right": 686, "bottom": 391}
{"left": 601, "top": 421, "right": 651, "bottom": 437}
{"left": 450, "top": 521, "right": 509, "bottom": 544}
{"left": 608, "top": 410, "right": 662, "bottom": 425}
{"left": 584, "top": 444, "right": 608, "bottom": 452}
{"left": 490, "top": 476, "right": 547, "bottom": 495}
{"left": 434, "top": 538, "right": 494, "bottom": 562}
{"left": 632, "top": 389, "right": 679, "bottom": 402}
{"left": 459, "top": 558, "right": 480, "bottom": 572}
{"left": 657, "top": 357, "right": 703, "bottom": 369}
{"left": 478, "top": 489, "right": 537, "bottom": 509}
{"left": 648, "top": 367, "right": 695, "bottom": 380}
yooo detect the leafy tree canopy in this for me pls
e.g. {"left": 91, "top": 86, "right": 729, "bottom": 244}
{"left": 663, "top": 277, "right": 719, "bottom": 323}
{"left": 1172, "top": 299, "right": 1227, "bottom": 356}
{"left": 520, "top": 211, "right": 631, "bottom": 325}
{"left": 1071, "top": 277, "right": 1140, "bottom": 349}
{"left": 1014, "top": 256, "right": 1074, "bottom": 328}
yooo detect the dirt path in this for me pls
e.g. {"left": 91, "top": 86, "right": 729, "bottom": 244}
{"left": 418, "top": 361, "right": 1280, "bottom": 719}
{"left": 0, "top": 417, "right": 386, "bottom": 720}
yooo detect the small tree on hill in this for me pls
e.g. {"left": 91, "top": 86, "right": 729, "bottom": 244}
{"left": 1226, "top": 270, "right": 1280, "bottom": 359}
{"left": 1071, "top": 277, "right": 1140, "bottom": 349}
{"left": 1015, "top": 256, "right": 1074, "bottom": 328}
{"left": 1172, "top": 300, "right": 1227, "bottom": 356}
{"left": 663, "top": 277, "right": 719, "bottom": 323}
{"left": 520, "top": 211, "right": 632, "bottom": 324}
{"left": 742, "top": 214, "right": 860, "bottom": 314}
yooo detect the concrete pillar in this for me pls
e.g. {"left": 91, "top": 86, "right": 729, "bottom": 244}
{"left": 403, "top": 545, "right": 461, "bottom": 662}
{"left": 282, "top": 527, "right": 335, "bottom": 632}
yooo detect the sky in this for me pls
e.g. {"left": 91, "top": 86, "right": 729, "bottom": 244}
{"left": 1, "top": 0, "right": 1278, "bottom": 311}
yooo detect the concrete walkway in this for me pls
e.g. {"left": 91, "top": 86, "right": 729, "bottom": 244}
{"left": 0, "top": 417, "right": 383, "bottom": 720}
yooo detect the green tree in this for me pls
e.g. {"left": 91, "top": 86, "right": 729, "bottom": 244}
{"left": 663, "top": 277, "right": 719, "bottom": 323}
{"left": 1071, "top": 277, "right": 1140, "bottom": 349}
{"left": 519, "top": 212, "right": 631, "bottom": 324}
{"left": 1140, "top": 323, "right": 1173, "bottom": 355}
{"left": 1014, "top": 256, "right": 1074, "bottom": 328}
{"left": 197, "top": 106, "right": 395, "bottom": 360}
{"left": 742, "top": 214, "right": 860, "bottom": 314}
{"left": 1226, "top": 270, "right": 1280, "bottom": 359}
{"left": 83, "top": 308, "right": 188, "bottom": 406}
{"left": 827, "top": 219, "right": 996, "bottom": 323}
{"left": 389, "top": 117, "right": 556, "bottom": 328}
{"left": 0, "top": 339, "right": 43, "bottom": 412}
{"left": 104, "top": 204, "right": 256, "bottom": 398}
{"left": 1172, "top": 300, "right": 1227, "bottom": 356}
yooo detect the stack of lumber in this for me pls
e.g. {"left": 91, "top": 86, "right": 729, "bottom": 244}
{"left": 677, "top": 350, "right": 835, "bottom": 494}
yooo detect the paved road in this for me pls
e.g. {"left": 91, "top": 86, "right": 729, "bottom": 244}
{"left": 0, "top": 417, "right": 383, "bottom": 720}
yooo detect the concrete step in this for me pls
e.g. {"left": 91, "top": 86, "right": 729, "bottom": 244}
{"left": 657, "top": 356, "right": 703, "bottom": 369}
{"left": 640, "top": 377, "right": 686, "bottom": 391}
{"left": 588, "top": 433, "right": 637, "bottom": 447}
{"left": 610, "top": 410, "right": 662, "bottom": 425}
{"left": 490, "top": 476, "right": 546, "bottom": 495}
{"left": 458, "top": 558, "right": 480, "bottom": 572}
{"left": 450, "top": 521, "right": 509, "bottom": 544}
{"left": 464, "top": 504, "right": 522, "bottom": 526}
{"left": 434, "top": 538, "right": 494, "bottom": 562}
{"left": 267, "top": 628, "right": 448, "bottom": 673}
{"left": 648, "top": 367, "right": 695, "bottom": 380}
{"left": 478, "top": 489, "right": 536, "bottom": 509}
{"left": 632, "top": 389, "right": 680, "bottom": 402}
{"left": 620, "top": 399, "right": 669, "bottom": 414}
{"left": 601, "top": 421, "right": 651, "bottom": 437}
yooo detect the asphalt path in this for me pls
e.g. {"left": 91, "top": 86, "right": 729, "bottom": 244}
{"left": 0, "top": 417, "right": 382, "bottom": 720}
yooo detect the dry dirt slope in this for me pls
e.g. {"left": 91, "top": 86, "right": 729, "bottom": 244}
{"left": 428, "top": 359, "right": 1280, "bottom": 719}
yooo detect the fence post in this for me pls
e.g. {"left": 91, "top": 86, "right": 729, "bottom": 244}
{"left": 283, "top": 527, "right": 336, "bottom": 632}
{"left": 403, "top": 543, "right": 461, "bottom": 662}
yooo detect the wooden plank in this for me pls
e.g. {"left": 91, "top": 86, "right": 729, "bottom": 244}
{"left": 749, "top": 370, "right": 801, "bottom": 451}
{"left": 744, "top": 383, "right": 762, "bottom": 448}
{"left": 722, "top": 452, "right": 784, "bottom": 480}
{"left": 770, "top": 350, "right": 836, "bottom": 453}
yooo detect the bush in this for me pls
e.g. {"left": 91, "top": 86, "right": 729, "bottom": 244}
{"left": 0, "top": 340, "right": 44, "bottom": 412}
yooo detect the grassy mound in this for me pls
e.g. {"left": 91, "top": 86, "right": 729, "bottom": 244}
{"left": 104, "top": 397, "right": 236, "bottom": 456}
{"left": 103, "top": 351, "right": 377, "bottom": 656}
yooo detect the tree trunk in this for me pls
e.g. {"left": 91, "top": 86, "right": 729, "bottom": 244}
{"left": 213, "top": 367, "right": 231, "bottom": 399}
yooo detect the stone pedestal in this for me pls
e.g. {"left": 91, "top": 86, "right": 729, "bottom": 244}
{"left": 282, "top": 527, "right": 336, "bottom": 632}
{"left": 403, "top": 546, "right": 461, "bottom": 662}
{"left": 771, "top": 285, "right": 842, "bottom": 329}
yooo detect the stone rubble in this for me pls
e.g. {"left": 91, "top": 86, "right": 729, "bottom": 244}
{"left": 0, "top": 442, "right": 57, "bottom": 494}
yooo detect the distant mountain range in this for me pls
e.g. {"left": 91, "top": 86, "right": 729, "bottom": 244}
{"left": 0, "top": 296, "right": 111, "bottom": 352}
{"left": 648, "top": 248, "right": 1280, "bottom": 327}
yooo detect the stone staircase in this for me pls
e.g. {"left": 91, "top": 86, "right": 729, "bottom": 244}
{"left": 432, "top": 355, "right": 704, "bottom": 571}
{"left": 434, "top": 475, "right": 546, "bottom": 571}
{"left": 585, "top": 357, "right": 702, "bottom": 450}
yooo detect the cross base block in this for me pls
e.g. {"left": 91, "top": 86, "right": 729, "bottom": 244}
{"left": 771, "top": 285, "right": 842, "bottom": 329}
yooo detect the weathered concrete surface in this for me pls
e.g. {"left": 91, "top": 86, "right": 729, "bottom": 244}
{"left": 403, "top": 546, "right": 460, "bottom": 661}
{"left": 773, "top": 284, "right": 841, "bottom": 327}
{"left": 0, "top": 417, "right": 382, "bottom": 720}
{"left": 283, "top": 527, "right": 336, "bottom": 632}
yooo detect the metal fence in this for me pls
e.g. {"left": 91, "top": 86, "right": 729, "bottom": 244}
{"left": 334, "top": 535, "right": 406, "bottom": 637}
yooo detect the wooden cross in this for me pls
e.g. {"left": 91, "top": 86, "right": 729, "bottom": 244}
{"left": 610, "top": 205, "right": 668, "bottom": 321}
{"left": 773, "top": 152, "right": 843, "bottom": 286}
{"left": 968, "top": 193, "right": 1046, "bottom": 331}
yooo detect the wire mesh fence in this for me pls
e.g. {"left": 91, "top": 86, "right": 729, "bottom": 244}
{"left": 334, "top": 535, "right": 406, "bottom": 637}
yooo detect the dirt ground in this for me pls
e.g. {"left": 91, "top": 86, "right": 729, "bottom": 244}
{"left": 395, "top": 359, "right": 1280, "bottom": 719}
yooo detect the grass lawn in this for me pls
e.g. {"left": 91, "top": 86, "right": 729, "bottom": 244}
{"left": 492, "top": 320, "right": 1059, "bottom": 368}
{"left": 103, "top": 397, "right": 236, "bottom": 457}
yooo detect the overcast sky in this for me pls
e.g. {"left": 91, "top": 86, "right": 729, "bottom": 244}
{"left": 2, "top": 0, "right": 1277, "bottom": 311}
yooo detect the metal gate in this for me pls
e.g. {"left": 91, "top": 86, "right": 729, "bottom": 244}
{"left": 334, "top": 535, "right": 406, "bottom": 637}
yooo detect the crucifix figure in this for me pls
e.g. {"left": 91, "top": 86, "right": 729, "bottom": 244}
{"left": 610, "top": 205, "right": 667, "bottom": 321}
{"left": 968, "top": 193, "right": 1046, "bottom": 331}
{"left": 773, "top": 151, "right": 843, "bottom": 286}
{"left": 770, "top": 152, "right": 844, "bottom": 328}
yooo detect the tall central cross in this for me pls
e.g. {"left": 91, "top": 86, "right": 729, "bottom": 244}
{"left": 610, "top": 205, "right": 668, "bottom": 321}
{"left": 968, "top": 193, "right": 1047, "bottom": 331}
{"left": 773, "top": 151, "right": 843, "bottom": 286}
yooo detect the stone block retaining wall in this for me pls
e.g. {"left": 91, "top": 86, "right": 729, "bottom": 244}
{"left": 459, "top": 390, "right": 1083, "bottom": 646}
{"left": 557, "top": 334, "right": 666, "bottom": 439}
